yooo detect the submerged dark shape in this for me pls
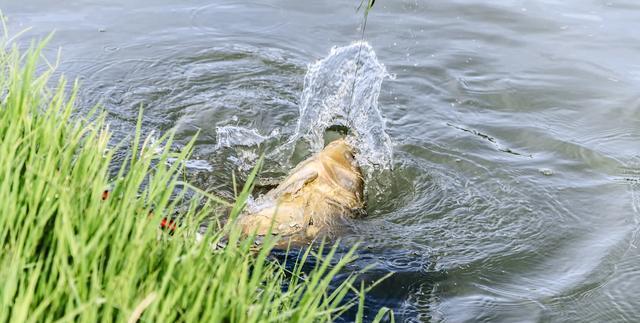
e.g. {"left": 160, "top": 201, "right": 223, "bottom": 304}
{"left": 236, "top": 138, "right": 365, "bottom": 243}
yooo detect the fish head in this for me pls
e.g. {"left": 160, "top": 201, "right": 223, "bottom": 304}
{"left": 320, "top": 138, "right": 357, "bottom": 168}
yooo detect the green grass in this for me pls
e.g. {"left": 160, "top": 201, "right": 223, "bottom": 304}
{"left": 0, "top": 29, "right": 393, "bottom": 322}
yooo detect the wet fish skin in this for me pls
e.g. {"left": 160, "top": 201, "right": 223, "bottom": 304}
{"left": 237, "top": 138, "right": 364, "bottom": 241}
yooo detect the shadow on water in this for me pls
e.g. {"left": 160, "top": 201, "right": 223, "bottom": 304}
{"left": 270, "top": 246, "right": 447, "bottom": 322}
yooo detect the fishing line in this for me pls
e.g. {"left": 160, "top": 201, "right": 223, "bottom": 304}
{"left": 347, "top": 0, "right": 375, "bottom": 113}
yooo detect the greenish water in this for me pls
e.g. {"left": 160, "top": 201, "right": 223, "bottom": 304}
{"left": 4, "top": 0, "right": 640, "bottom": 321}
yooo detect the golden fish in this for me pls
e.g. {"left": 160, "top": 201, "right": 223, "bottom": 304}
{"left": 236, "top": 138, "right": 365, "bottom": 242}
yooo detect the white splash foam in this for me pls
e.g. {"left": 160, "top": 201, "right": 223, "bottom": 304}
{"left": 286, "top": 41, "right": 393, "bottom": 170}
{"left": 216, "top": 42, "right": 393, "bottom": 173}
{"left": 215, "top": 126, "right": 279, "bottom": 149}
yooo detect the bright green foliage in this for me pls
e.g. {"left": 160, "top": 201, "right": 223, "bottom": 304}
{"left": 0, "top": 32, "right": 392, "bottom": 322}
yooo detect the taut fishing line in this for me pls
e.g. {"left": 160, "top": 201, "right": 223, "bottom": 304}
{"left": 348, "top": 0, "right": 376, "bottom": 112}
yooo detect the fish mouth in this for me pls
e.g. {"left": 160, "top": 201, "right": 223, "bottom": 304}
{"left": 323, "top": 124, "right": 350, "bottom": 146}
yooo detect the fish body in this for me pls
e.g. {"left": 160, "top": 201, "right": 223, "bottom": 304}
{"left": 237, "top": 138, "right": 364, "bottom": 240}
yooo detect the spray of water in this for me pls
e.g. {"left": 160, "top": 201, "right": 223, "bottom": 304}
{"left": 214, "top": 42, "right": 392, "bottom": 175}
{"left": 215, "top": 125, "right": 279, "bottom": 149}
{"left": 285, "top": 41, "right": 392, "bottom": 171}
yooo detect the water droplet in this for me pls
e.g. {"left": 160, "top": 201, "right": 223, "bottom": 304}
{"left": 539, "top": 168, "right": 554, "bottom": 176}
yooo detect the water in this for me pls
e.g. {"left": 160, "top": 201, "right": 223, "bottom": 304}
{"left": 4, "top": 0, "right": 640, "bottom": 321}
{"left": 285, "top": 42, "right": 392, "bottom": 170}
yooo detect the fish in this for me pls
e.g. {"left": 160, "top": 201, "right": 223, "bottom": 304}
{"left": 236, "top": 138, "right": 365, "bottom": 243}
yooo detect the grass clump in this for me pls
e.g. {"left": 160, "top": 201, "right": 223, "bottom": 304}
{"left": 0, "top": 30, "right": 392, "bottom": 322}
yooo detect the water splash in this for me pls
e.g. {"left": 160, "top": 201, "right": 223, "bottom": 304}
{"left": 285, "top": 41, "right": 393, "bottom": 171}
{"left": 215, "top": 126, "right": 279, "bottom": 170}
{"left": 214, "top": 42, "right": 393, "bottom": 174}
{"left": 215, "top": 126, "right": 279, "bottom": 149}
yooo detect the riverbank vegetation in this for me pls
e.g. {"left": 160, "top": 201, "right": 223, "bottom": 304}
{"left": 0, "top": 30, "right": 392, "bottom": 322}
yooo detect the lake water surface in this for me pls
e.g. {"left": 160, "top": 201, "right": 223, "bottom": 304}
{"left": 4, "top": 0, "right": 640, "bottom": 321}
